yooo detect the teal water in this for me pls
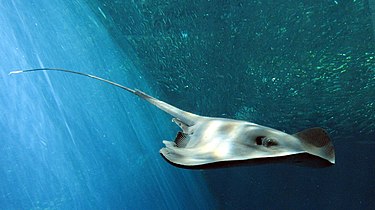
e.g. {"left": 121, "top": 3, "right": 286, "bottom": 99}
{"left": 88, "top": 1, "right": 375, "bottom": 208}
{"left": 1, "top": 0, "right": 375, "bottom": 209}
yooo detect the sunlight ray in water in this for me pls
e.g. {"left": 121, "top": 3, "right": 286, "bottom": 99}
{"left": 0, "top": 0, "right": 215, "bottom": 209}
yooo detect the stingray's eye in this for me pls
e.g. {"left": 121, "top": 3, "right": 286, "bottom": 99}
{"left": 262, "top": 137, "right": 278, "bottom": 147}
{"left": 255, "top": 136, "right": 265, "bottom": 145}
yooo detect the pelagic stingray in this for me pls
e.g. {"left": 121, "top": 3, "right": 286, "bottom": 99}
{"left": 9, "top": 68, "right": 335, "bottom": 169}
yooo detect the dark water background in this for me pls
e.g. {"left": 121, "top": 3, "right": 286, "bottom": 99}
{"left": 1, "top": 0, "right": 375, "bottom": 209}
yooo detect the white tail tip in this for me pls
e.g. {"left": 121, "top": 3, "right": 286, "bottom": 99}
{"left": 8, "top": 70, "right": 23, "bottom": 75}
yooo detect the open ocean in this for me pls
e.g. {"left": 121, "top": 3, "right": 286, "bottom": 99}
{"left": 1, "top": 0, "right": 374, "bottom": 209}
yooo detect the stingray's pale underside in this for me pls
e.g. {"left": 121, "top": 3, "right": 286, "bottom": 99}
{"left": 10, "top": 68, "right": 335, "bottom": 168}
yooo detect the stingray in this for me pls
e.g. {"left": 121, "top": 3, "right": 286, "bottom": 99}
{"left": 9, "top": 68, "right": 335, "bottom": 168}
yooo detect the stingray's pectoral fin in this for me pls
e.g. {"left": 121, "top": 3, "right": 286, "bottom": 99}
{"left": 162, "top": 140, "right": 176, "bottom": 148}
{"left": 293, "top": 127, "right": 335, "bottom": 164}
{"left": 160, "top": 131, "right": 192, "bottom": 166}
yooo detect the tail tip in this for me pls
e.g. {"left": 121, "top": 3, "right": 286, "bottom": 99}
{"left": 9, "top": 70, "right": 23, "bottom": 75}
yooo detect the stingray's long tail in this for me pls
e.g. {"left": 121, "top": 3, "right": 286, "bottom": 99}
{"left": 9, "top": 68, "right": 199, "bottom": 126}
{"left": 9, "top": 68, "right": 136, "bottom": 94}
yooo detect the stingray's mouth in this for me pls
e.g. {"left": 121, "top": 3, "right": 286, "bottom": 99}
{"left": 170, "top": 117, "right": 193, "bottom": 148}
{"left": 173, "top": 131, "right": 190, "bottom": 148}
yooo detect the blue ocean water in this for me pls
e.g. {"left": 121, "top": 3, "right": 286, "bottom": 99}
{"left": 1, "top": 1, "right": 214, "bottom": 209}
{"left": 1, "top": 0, "right": 375, "bottom": 210}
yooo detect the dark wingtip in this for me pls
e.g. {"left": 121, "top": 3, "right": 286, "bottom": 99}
{"left": 294, "top": 127, "right": 335, "bottom": 164}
